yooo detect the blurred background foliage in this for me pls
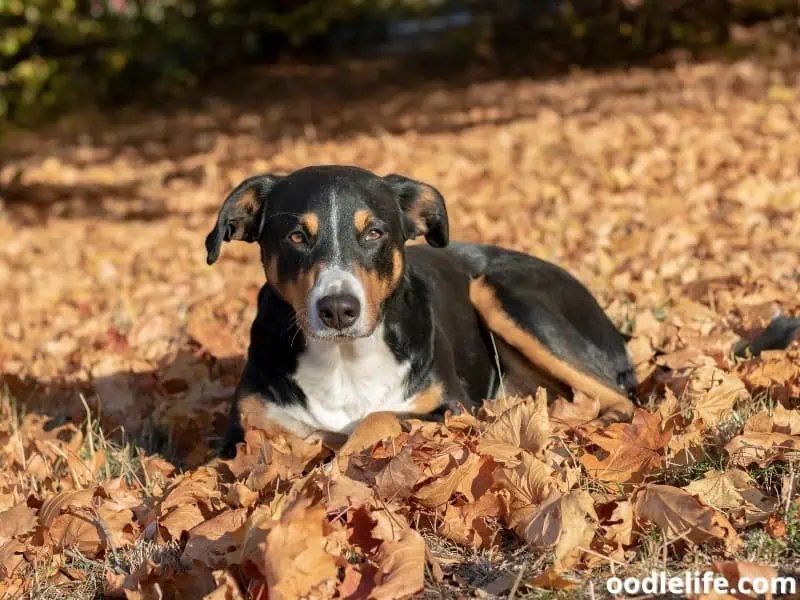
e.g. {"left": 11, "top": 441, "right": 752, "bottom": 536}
{"left": 0, "top": 0, "right": 798, "bottom": 127}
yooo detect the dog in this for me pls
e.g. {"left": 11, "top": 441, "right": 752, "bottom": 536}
{"left": 205, "top": 164, "right": 643, "bottom": 455}
{"left": 205, "top": 165, "right": 799, "bottom": 456}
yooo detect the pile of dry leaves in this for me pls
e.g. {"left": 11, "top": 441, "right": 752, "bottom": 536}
{"left": 2, "top": 41, "right": 800, "bottom": 599}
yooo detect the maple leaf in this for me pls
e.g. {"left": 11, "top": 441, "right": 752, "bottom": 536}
{"left": 591, "top": 499, "right": 634, "bottom": 566}
{"left": 413, "top": 450, "right": 490, "bottom": 508}
{"left": 201, "top": 570, "right": 246, "bottom": 600}
{"left": 182, "top": 508, "right": 248, "bottom": 570}
{"left": 159, "top": 503, "right": 206, "bottom": 542}
{"left": 513, "top": 490, "right": 598, "bottom": 572}
{"left": 339, "top": 563, "right": 379, "bottom": 600}
{"left": 374, "top": 444, "right": 422, "bottom": 501}
{"left": 683, "top": 470, "right": 777, "bottom": 527}
{"left": 371, "top": 528, "right": 426, "bottom": 600}
{"left": 745, "top": 404, "right": 800, "bottom": 435}
{"left": 725, "top": 431, "right": 800, "bottom": 467}
{"left": 712, "top": 561, "right": 779, "bottom": 600}
{"left": 549, "top": 390, "right": 600, "bottom": 431}
{"left": 633, "top": 484, "right": 741, "bottom": 553}
{"left": 324, "top": 467, "right": 377, "bottom": 513}
{"left": 496, "top": 450, "right": 562, "bottom": 515}
{"left": 477, "top": 390, "right": 551, "bottom": 460}
{"left": 240, "top": 493, "right": 342, "bottom": 600}
{"left": 436, "top": 492, "right": 505, "bottom": 549}
{"left": 580, "top": 409, "right": 670, "bottom": 484}
{"left": 0, "top": 502, "right": 38, "bottom": 539}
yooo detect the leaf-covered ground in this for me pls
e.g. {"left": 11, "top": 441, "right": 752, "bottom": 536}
{"left": 2, "top": 43, "right": 800, "bottom": 599}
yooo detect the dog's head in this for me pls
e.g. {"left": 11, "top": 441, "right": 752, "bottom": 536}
{"left": 205, "top": 165, "right": 448, "bottom": 341}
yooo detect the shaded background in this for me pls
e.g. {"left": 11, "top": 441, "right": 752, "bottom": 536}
{"left": 1, "top": 0, "right": 800, "bottom": 460}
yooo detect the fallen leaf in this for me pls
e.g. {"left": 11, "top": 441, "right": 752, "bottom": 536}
{"left": 0, "top": 502, "right": 38, "bottom": 539}
{"left": 683, "top": 470, "right": 777, "bottom": 527}
{"left": 478, "top": 390, "right": 551, "bottom": 460}
{"left": 711, "top": 561, "right": 779, "bottom": 599}
{"left": 549, "top": 390, "right": 600, "bottom": 430}
{"left": 633, "top": 484, "right": 741, "bottom": 553}
{"left": 725, "top": 432, "right": 800, "bottom": 467}
{"left": 514, "top": 490, "right": 597, "bottom": 572}
{"left": 371, "top": 528, "right": 426, "bottom": 600}
{"left": 182, "top": 508, "right": 248, "bottom": 569}
{"left": 413, "top": 451, "right": 487, "bottom": 507}
{"left": 745, "top": 405, "right": 800, "bottom": 435}
{"left": 241, "top": 493, "right": 341, "bottom": 600}
{"left": 374, "top": 444, "right": 422, "bottom": 501}
{"left": 580, "top": 409, "right": 670, "bottom": 484}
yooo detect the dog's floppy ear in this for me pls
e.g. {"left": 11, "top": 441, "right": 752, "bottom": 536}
{"left": 384, "top": 174, "right": 449, "bottom": 248}
{"left": 205, "top": 174, "right": 282, "bottom": 265}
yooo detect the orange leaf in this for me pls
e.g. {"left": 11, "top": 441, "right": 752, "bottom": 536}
{"left": 580, "top": 409, "right": 669, "bottom": 484}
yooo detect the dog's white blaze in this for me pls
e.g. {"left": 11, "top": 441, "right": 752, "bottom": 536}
{"left": 329, "top": 188, "right": 342, "bottom": 265}
{"left": 284, "top": 324, "right": 413, "bottom": 433}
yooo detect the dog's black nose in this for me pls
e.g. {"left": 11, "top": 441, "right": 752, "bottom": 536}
{"left": 317, "top": 294, "right": 360, "bottom": 330}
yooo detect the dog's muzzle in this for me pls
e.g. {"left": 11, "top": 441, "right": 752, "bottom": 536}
{"left": 308, "top": 269, "right": 367, "bottom": 338}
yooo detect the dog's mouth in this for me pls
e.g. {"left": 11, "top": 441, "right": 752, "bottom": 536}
{"left": 303, "top": 320, "right": 380, "bottom": 344}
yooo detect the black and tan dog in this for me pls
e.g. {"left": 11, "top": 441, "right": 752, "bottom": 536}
{"left": 205, "top": 164, "right": 647, "bottom": 455}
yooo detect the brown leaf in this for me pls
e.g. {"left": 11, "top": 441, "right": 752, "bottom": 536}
{"left": 595, "top": 499, "right": 634, "bottom": 549}
{"left": 187, "top": 303, "right": 242, "bottom": 359}
{"left": 223, "top": 482, "right": 259, "bottom": 509}
{"left": 325, "top": 468, "right": 376, "bottom": 513}
{"left": 371, "top": 528, "right": 426, "bottom": 600}
{"left": 514, "top": 490, "right": 598, "bottom": 572}
{"left": 437, "top": 492, "right": 505, "bottom": 549}
{"left": 339, "top": 563, "right": 378, "bottom": 600}
{"left": 712, "top": 561, "right": 779, "bottom": 599}
{"left": 496, "top": 451, "right": 561, "bottom": 514}
{"left": 159, "top": 503, "right": 206, "bottom": 542}
{"left": 745, "top": 405, "right": 800, "bottom": 435}
{"left": 48, "top": 512, "right": 104, "bottom": 556}
{"left": 0, "top": 502, "right": 38, "bottom": 539}
{"left": 202, "top": 570, "right": 245, "bottom": 600}
{"left": 580, "top": 409, "right": 670, "bottom": 484}
{"left": 684, "top": 470, "right": 777, "bottom": 527}
{"left": 241, "top": 493, "right": 341, "bottom": 600}
{"left": 633, "top": 484, "right": 741, "bottom": 553}
{"left": 182, "top": 508, "right": 248, "bottom": 570}
{"left": 38, "top": 488, "right": 96, "bottom": 527}
{"left": 478, "top": 390, "right": 551, "bottom": 460}
{"left": 374, "top": 444, "right": 422, "bottom": 501}
{"left": 0, "top": 539, "right": 26, "bottom": 580}
{"left": 528, "top": 568, "right": 579, "bottom": 590}
{"left": 549, "top": 390, "right": 600, "bottom": 431}
{"left": 413, "top": 451, "right": 488, "bottom": 508}
{"left": 725, "top": 432, "right": 800, "bottom": 467}
{"left": 690, "top": 367, "right": 749, "bottom": 428}
{"left": 337, "top": 412, "right": 403, "bottom": 470}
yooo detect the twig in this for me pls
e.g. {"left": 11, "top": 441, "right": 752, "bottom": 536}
{"left": 79, "top": 393, "right": 95, "bottom": 457}
{"left": 507, "top": 564, "right": 526, "bottom": 600}
{"left": 785, "top": 462, "right": 795, "bottom": 518}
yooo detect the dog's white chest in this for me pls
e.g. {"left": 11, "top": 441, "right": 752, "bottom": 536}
{"left": 288, "top": 326, "right": 412, "bottom": 433}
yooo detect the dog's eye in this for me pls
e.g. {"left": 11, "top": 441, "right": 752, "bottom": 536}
{"left": 365, "top": 228, "right": 383, "bottom": 242}
{"left": 287, "top": 231, "right": 306, "bottom": 246}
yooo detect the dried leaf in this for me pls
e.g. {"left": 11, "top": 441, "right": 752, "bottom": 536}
{"left": 633, "top": 484, "right": 741, "bottom": 553}
{"left": 580, "top": 409, "right": 670, "bottom": 484}
{"left": 371, "top": 528, "right": 426, "bottom": 600}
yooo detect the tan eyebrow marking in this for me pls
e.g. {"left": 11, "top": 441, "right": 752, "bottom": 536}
{"left": 353, "top": 209, "right": 373, "bottom": 233}
{"left": 300, "top": 213, "right": 319, "bottom": 236}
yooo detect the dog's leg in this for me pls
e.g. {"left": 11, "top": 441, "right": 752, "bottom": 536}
{"left": 469, "top": 275, "right": 635, "bottom": 428}
{"left": 220, "top": 387, "right": 321, "bottom": 458}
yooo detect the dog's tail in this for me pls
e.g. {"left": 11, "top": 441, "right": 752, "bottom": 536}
{"left": 733, "top": 314, "right": 800, "bottom": 358}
